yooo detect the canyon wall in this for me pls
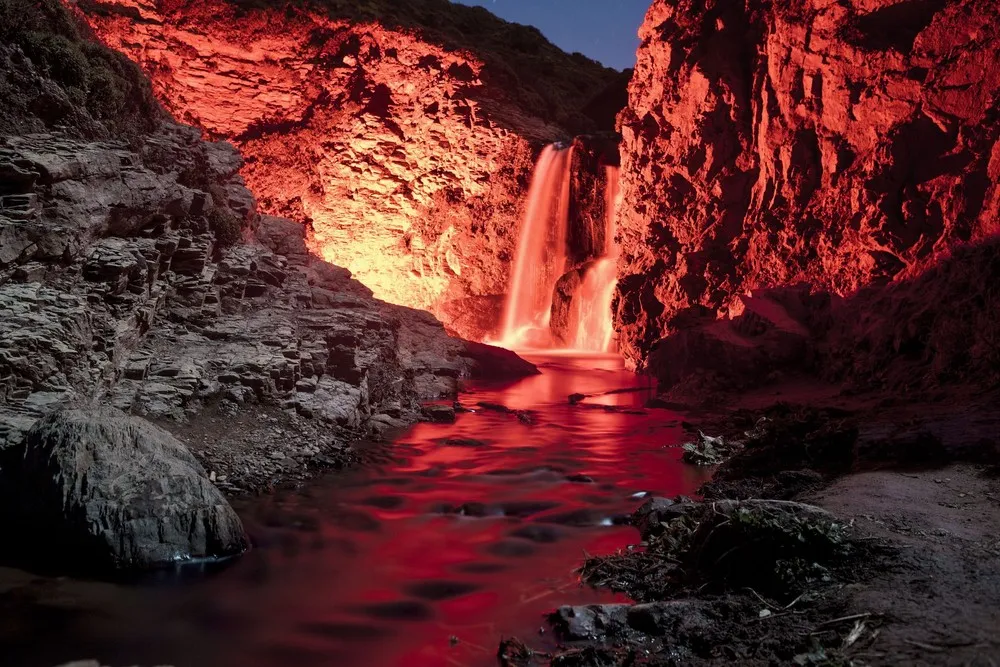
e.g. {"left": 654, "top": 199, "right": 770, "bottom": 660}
{"left": 0, "top": 0, "right": 535, "bottom": 495}
{"left": 615, "top": 0, "right": 1000, "bottom": 374}
{"left": 77, "top": 0, "right": 620, "bottom": 340}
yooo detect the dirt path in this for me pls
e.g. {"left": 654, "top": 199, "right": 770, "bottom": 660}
{"left": 808, "top": 466, "right": 1000, "bottom": 665}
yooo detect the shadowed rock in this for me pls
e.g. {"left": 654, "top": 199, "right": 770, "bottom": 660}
{"left": 0, "top": 408, "right": 247, "bottom": 571}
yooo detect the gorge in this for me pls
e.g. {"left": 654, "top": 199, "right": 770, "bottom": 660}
{"left": 0, "top": 0, "right": 999, "bottom": 665}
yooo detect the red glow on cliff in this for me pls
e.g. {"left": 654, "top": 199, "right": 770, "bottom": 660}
{"left": 78, "top": 0, "right": 547, "bottom": 341}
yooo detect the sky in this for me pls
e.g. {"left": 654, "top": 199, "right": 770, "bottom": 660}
{"left": 451, "top": 0, "right": 649, "bottom": 71}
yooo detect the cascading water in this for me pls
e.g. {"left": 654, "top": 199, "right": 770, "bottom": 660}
{"left": 497, "top": 143, "right": 574, "bottom": 349}
{"left": 567, "top": 165, "right": 620, "bottom": 352}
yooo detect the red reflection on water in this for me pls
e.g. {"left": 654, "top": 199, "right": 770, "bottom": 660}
{"left": 0, "top": 355, "right": 710, "bottom": 667}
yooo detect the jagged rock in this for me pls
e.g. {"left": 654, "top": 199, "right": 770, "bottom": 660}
{"left": 0, "top": 408, "right": 247, "bottom": 571}
{"left": 258, "top": 216, "right": 309, "bottom": 262}
{"left": 0, "top": 123, "right": 534, "bottom": 499}
{"left": 646, "top": 288, "right": 824, "bottom": 392}
{"left": 0, "top": 1, "right": 541, "bottom": 514}
{"left": 550, "top": 265, "right": 587, "bottom": 346}
{"left": 461, "top": 341, "right": 541, "bottom": 380}
{"left": 422, "top": 404, "right": 457, "bottom": 424}
{"left": 615, "top": 0, "right": 1000, "bottom": 381}
{"left": 77, "top": 0, "right": 620, "bottom": 340}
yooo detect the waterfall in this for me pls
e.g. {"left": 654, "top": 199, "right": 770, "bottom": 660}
{"left": 495, "top": 146, "right": 618, "bottom": 354}
{"left": 568, "top": 165, "right": 620, "bottom": 352}
{"left": 497, "top": 143, "right": 574, "bottom": 349}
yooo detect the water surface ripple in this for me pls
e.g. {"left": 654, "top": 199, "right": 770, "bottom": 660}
{"left": 0, "top": 354, "right": 708, "bottom": 667}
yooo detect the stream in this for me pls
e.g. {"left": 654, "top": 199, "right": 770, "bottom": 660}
{"left": 0, "top": 353, "right": 708, "bottom": 667}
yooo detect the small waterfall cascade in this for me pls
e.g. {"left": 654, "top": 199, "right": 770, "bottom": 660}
{"left": 568, "top": 165, "right": 620, "bottom": 352}
{"left": 496, "top": 143, "right": 575, "bottom": 349}
{"left": 494, "top": 142, "right": 621, "bottom": 353}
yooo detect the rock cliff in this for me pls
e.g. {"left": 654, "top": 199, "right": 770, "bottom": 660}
{"left": 0, "top": 0, "right": 534, "bottom": 504}
{"left": 76, "top": 0, "right": 622, "bottom": 340}
{"left": 615, "top": 0, "right": 1000, "bottom": 386}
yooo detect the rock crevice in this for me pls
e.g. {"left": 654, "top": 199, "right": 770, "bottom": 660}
{"left": 615, "top": 0, "right": 1000, "bottom": 378}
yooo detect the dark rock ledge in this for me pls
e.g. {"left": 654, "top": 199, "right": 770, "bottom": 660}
{"left": 0, "top": 121, "right": 532, "bottom": 572}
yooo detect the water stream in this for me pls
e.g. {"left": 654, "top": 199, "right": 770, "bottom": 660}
{"left": 0, "top": 354, "right": 707, "bottom": 667}
{"left": 497, "top": 145, "right": 575, "bottom": 350}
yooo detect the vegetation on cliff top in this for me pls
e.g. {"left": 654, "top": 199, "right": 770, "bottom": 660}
{"left": 0, "top": 0, "right": 161, "bottom": 139}
{"left": 228, "top": 0, "right": 624, "bottom": 133}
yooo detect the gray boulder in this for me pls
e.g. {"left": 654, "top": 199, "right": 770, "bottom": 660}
{"left": 0, "top": 408, "right": 247, "bottom": 571}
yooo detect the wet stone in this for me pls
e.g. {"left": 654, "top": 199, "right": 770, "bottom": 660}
{"left": 422, "top": 404, "right": 456, "bottom": 423}
{"left": 440, "top": 437, "right": 489, "bottom": 447}
{"left": 566, "top": 473, "right": 595, "bottom": 483}
{"left": 359, "top": 495, "right": 405, "bottom": 509}
{"left": 327, "top": 509, "right": 381, "bottom": 532}
{"left": 486, "top": 539, "right": 537, "bottom": 558}
{"left": 499, "top": 500, "right": 560, "bottom": 518}
{"left": 430, "top": 501, "right": 497, "bottom": 517}
{"left": 299, "top": 621, "right": 392, "bottom": 641}
{"left": 484, "top": 465, "right": 564, "bottom": 478}
{"left": 455, "top": 562, "right": 508, "bottom": 574}
{"left": 538, "top": 508, "right": 617, "bottom": 527}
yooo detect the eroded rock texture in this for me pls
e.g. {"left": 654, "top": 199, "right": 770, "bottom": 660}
{"left": 0, "top": 11, "right": 534, "bottom": 502}
{"left": 0, "top": 124, "right": 474, "bottom": 471}
{"left": 615, "top": 0, "right": 1000, "bottom": 371}
{"left": 0, "top": 408, "right": 248, "bottom": 570}
{"left": 77, "top": 0, "right": 620, "bottom": 339}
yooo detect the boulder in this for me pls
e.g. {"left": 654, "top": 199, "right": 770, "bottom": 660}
{"left": 0, "top": 408, "right": 247, "bottom": 571}
{"left": 462, "top": 341, "right": 540, "bottom": 380}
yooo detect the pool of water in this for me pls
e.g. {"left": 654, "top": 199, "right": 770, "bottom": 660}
{"left": 0, "top": 354, "right": 708, "bottom": 667}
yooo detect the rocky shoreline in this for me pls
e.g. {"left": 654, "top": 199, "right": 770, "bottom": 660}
{"left": 498, "top": 387, "right": 1000, "bottom": 666}
{"left": 0, "top": 4, "right": 536, "bottom": 576}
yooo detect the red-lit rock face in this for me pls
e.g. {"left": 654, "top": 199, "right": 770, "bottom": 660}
{"left": 78, "top": 0, "right": 573, "bottom": 339}
{"left": 615, "top": 0, "right": 1000, "bottom": 369}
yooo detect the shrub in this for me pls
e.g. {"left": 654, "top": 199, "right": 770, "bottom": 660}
{"left": 0, "top": 0, "right": 162, "bottom": 140}
{"left": 581, "top": 500, "right": 853, "bottom": 603}
{"left": 208, "top": 207, "right": 244, "bottom": 249}
{"left": 0, "top": 0, "right": 79, "bottom": 41}
{"left": 21, "top": 32, "right": 91, "bottom": 91}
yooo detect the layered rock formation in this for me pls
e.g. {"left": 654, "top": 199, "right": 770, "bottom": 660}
{"left": 0, "top": 1, "right": 534, "bottom": 515}
{"left": 0, "top": 124, "right": 478, "bottom": 447}
{"left": 76, "top": 0, "right": 621, "bottom": 339}
{"left": 615, "top": 0, "right": 1000, "bottom": 381}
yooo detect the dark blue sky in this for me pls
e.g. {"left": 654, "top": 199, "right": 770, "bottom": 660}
{"left": 451, "top": 0, "right": 649, "bottom": 71}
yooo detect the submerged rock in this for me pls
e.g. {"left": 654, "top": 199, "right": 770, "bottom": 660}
{"left": 0, "top": 408, "right": 247, "bottom": 571}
